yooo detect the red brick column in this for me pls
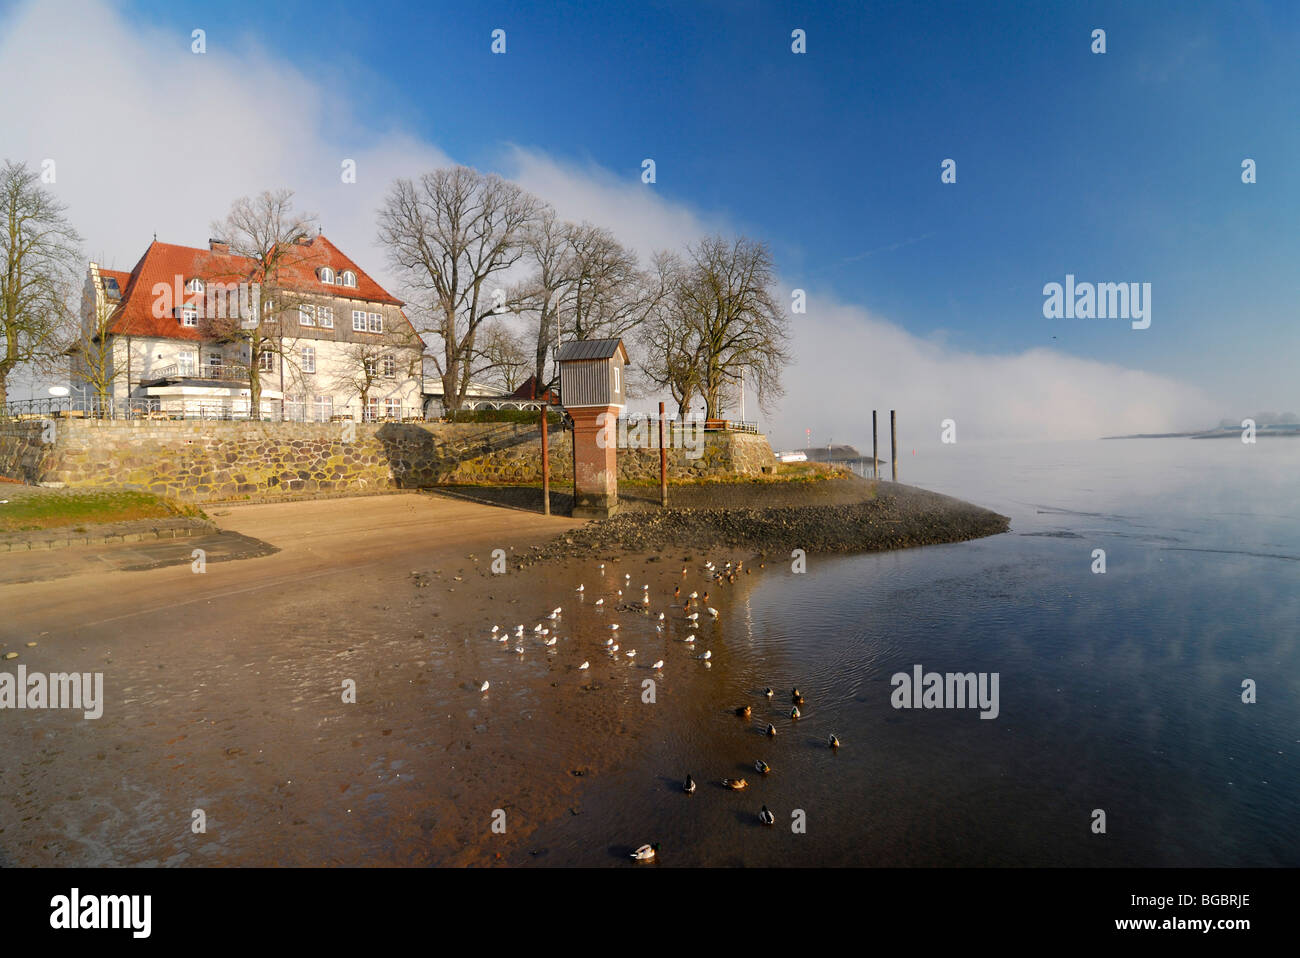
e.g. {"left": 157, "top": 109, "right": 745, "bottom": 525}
{"left": 570, "top": 407, "right": 619, "bottom": 517}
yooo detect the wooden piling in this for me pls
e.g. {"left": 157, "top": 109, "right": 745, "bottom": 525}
{"left": 890, "top": 409, "right": 898, "bottom": 482}
{"left": 872, "top": 410, "right": 878, "bottom": 479}
{"left": 659, "top": 401, "right": 668, "bottom": 508}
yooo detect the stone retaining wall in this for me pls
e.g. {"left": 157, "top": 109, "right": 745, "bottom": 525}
{"left": 0, "top": 419, "right": 776, "bottom": 502}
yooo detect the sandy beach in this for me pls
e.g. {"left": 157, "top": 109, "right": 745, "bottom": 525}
{"left": 0, "top": 483, "right": 1007, "bottom": 866}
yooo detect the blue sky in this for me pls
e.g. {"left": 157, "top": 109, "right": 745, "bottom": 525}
{"left": 138, "top": 0, "right": 1298, "bottom": 389}
{"left": 3, "top": 0, "right": 1296, "bottom": 439}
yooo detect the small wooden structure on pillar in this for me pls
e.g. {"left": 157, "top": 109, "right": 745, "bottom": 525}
{"left": 556, "top": 338, "right": 628, "bottom": 518}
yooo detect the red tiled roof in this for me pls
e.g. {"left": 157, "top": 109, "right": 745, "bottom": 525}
{"left": 104, "top": 235, "right": 407, "bottom": 341}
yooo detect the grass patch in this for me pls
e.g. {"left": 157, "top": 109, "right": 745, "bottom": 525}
{"left": 0, "top": 491, "right": 206, "bottom": 533}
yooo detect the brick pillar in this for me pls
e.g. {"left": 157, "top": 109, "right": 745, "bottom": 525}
{"left": 569, "top": 406, "right": 619, "bottom": 517}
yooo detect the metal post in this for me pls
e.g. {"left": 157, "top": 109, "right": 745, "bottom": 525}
{"left": 541, "top": 403, "right": 550, "bottom": 516}
{"left": 658, "top": 401, "right": 668, "bottom": 508}
{"left": 890, "top": 409, "right": 898, "bottom": 482}
{"left": 872, "top": 410, "right": 878, "bottom": 479}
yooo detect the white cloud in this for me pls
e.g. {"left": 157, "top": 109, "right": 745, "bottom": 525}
{"left": 0, "top": 0, "right": 1222, "bottom": 438}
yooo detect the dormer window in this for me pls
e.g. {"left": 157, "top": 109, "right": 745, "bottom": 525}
{"left": 185, "top": 278, "right": 204, "bottom": 294}
{"left": 178, "top": 305, "right": 198, "bottom": 327}
{"left": 318, "top": 267, "right": 335, "bottom": 284}
{"left": 340, "top": 270, "right": 357, "bottom": 288}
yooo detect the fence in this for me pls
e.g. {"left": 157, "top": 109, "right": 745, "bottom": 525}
{"left": 0, "top": 397, "right": 424, "bottom": 423}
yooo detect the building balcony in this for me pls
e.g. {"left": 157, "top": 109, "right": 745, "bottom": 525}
{"left": 147, "top": 363, "right": 250, "bottom": 383}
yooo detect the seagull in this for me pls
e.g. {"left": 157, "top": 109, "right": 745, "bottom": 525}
{"left": 513, "top": 646, "right": 525, "bottom": 654}
{"left": 608, "top": 624, "right": 620, "bottom": 631}
{"left": 630, "top": 843, "right": 659, "bottom": 861}
{"left": 625, "top": 573, "right": 631, "bottom": 581}
{"left": 609, "top": 644, "right": 619, "bottom": 653}
{"left": 754, "top": 760, "right": 771, "bottom": 774}
{"left": 543, "top": 636, "right": 557, "bottom": 647}
{"left": 625, "top": 649, "right": 636, "bottom": 658}
{"left": 595, "top": 598, "right": 604, "bottom": 607}
{"left": 604, "top": 637, "right": 615, "bottom": 647}
{"left": 707, "top": 608, "right": 719, "bottom": 618}
{"left": 490, "top": 625, "right": 499, "bottom": 634}
{"left": 579, "top": 661, "right": 590, "bottom": 670}
{"left": 617, "top": 590, "right": 623, "bottom": 597}
{"left": 495, "top": 633, "right": 508, "bottom": 642}
{"left": 829, "top": 734, "right": 841, "bottom": 748}
{"left": 548, "top": 611, "right": 560, "bottom": 620}
{"left": 759, "top": 805, "right": 775, "bottom": 826}
{"left": 599, "top": 563, "right": 605, "bottom": 571}
{"left": 683, "top": 634, "right": 696, "bottom": 643}
{"left": 684, "top": 775, "right": 696, "bottom": 794}
{"left": 697, "top": 650, "right": 711, "bottom": 660}
{"left": 533, "top": 624, "right": 544, "bottom": 633}
{"left": 657, "top": 612, "right": 665, "bottom": 621}
{"left": 479, "top": 681, "right": 490, "bottom": 692}
{"left": 689, "top": 592, "right": 699, "bottom": 600}
{"left": 576, "top": 584, "right": 585, "bottom": 592}
{"left": 651, "top": 659, "right": 664, "bottom": 670}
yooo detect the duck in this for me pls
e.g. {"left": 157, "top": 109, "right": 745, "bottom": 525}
{"left": 792, "top": 688, "right": 805, "bottom": 705}
{"left": 790, "top": 706, "right": 801, "bottom": 720}
{"left": 735, "top": 705, "right": 752, "bottom": 717}
{"left": 759, "top": 805, "right": 775, "bottom": 826}
{"left": 766, "top": 723, "right": 777, "bottom": 737}
{"left": 754, "top": 760, "right": 771, "bottom": 774}
{"left": 674, "top": 586, "right": 681, "bottom": 598}
{"left": 763, "top": 687, "right": 774, "bottom": 698}
{"left": 721, "top": 778, "right": 748, "bottom": 790}
{"left": 630, "top": 843, "right": 659, "bottom": 861}
{"left": 829, "top": 733, "right": 841, "bottom": 748}
{"left": 578, "top": 661, "right": 590, "bottom": 670}
{"left": 702, "top": 592, "right": 710, "bottom": 603}
{"left": 684, "top": 775, "right": 696, "bottom": 794}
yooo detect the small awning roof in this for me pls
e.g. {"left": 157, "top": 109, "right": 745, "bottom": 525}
{"left": 555, "top": 338, "right": 626, "bottom": 362}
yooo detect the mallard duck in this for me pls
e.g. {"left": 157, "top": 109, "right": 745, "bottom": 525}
{"left": 754, "top": 760, "right": 771, "bottom": 774}
{"left": 829, "top": 733, "right": 841, "bottom": 748}
{"left": 763, "top": 687, "right": 774, "bottom": 698}
{"left": 759, "top": 805, "right": 775, "bottom": 826}
{"left": 790, "top": 706, "right": 801, "bottom": 720}
{"left": 735, "top": 705, "right": 752, "bottom": 717}
{"left": 721, "top": 778, "right": 748, "bottom": 790}
{"left": 766, "top": 723, "right": 777, "bottom": 737}
{"left": 630, "top": 843, "right": 659, "bottom": 861}
{"left": 792, "top": 688, "right": 805, "bottom": 705}
{"left": 684, "top": 775, "right": 696, "bottom": 794}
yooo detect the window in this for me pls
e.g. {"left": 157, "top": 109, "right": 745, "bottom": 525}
{"left": 258, "top": 351, "right": 276, "bottom": 373}
{"left": 185, "top": 278, "right": 204, "bottom": 293}
{"left": 368, "top": 312, "right": 382, "bottom": 333}
{"left": 179, "top": 305, "right": 198, "bottom": 327}
{"left": 207, "top": 353, "right": 223, "bottom": 368}
{"left": 301, "top": 346, "right": 315, "bottom": 374}
{"left": 285, "top": 395, "right": 305, "bottom": 422}
{"left": 382, "top": 355, "right": 396, "bottom": 378}
{"left": 365, "top": 398, "right": 379, "bottom": 422}
{"left": 385, "top": 398, "right": 401, "bottom": 419}
{"left": 340, "top": 270, "right": 357, "bottom": 287}
{"left": 364, "top": 357, "right": 378, "bottom": 378}
{"left": 613, "top": 364, "right": 621, "bottom": 393}
{"left": 318, "top": 267, "right": 335, "bottom": 284}
{"left": 178, "top": 352, "right": 196, "bottom": 376}
{"left": 313, "top": 395, "right": 333, "bottom": 422}
{"left": 352, "top": 310, "right": 366, "bottom": 332}
{"left": 316, "top": 306, "right": 334, "bottom": 328}
{"left": 299, "top": 305, "right": 315, "bottom": 326}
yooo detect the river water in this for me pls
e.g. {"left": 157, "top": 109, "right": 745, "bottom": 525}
{"left": 507, "top": 438, "right": 1298, "bottom": 866}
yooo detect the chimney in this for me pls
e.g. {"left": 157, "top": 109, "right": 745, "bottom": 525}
{"left": 209, "top": 238, "right": 230, "bottom": 254}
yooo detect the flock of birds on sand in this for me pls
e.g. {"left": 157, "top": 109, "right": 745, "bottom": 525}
{"left": 472, "top": 558, "right": 842, "bottom": 864}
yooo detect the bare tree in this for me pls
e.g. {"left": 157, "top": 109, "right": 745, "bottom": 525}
{"left": 474, "top": 320, "right": 531, "bottom": 394}
{"left": 377, "top": 166, "right": 543, "bottom": 414}
{"left": 675, "top": 235, "right": 790, "bottom": 419}
{"left": 207, "top": 189, "right": 318, "bottom": 416}
{"left": 0, "top": 160, "right": 82, "bottom": 407}
{"left": 637, "top": 255, "right": 705, "bottom": 418}
{"left": 513, "top": 207, "right": 572, "bottom": 395}
{"left": 328, "top": 325, "right": 423, "bottom": 420}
